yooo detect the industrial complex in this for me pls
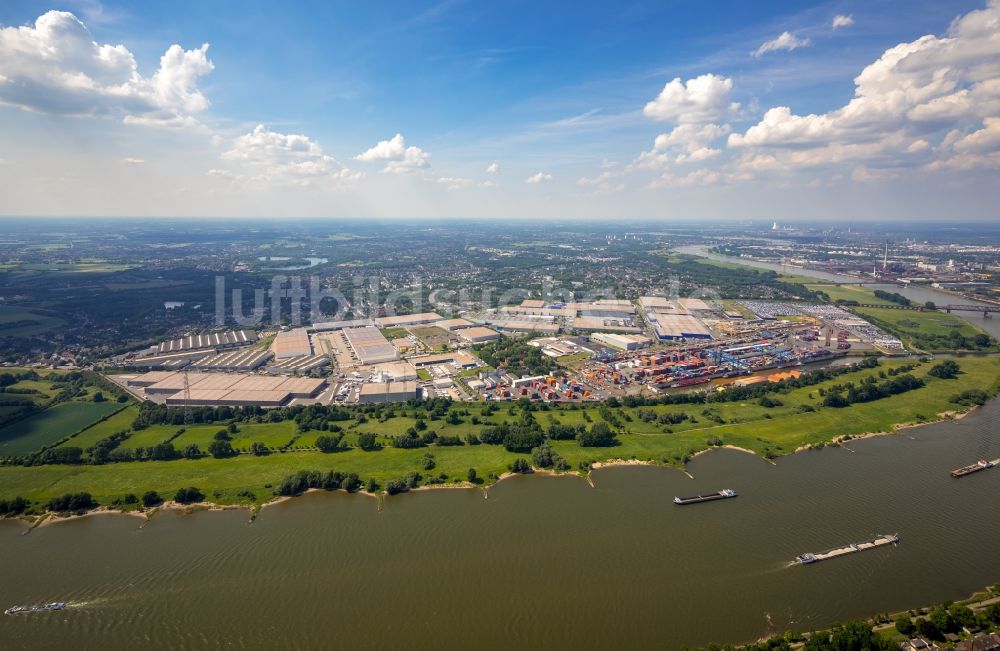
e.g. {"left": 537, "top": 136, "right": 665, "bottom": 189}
{"left": 110, "top": 289, "right": 909, "bottom": 410}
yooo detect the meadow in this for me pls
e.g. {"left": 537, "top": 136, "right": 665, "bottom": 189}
{"left": 0, "top": 357, "right": 996, "bottom": 507}
{"left": 0, "top": 401, "right": 121, "bottom": 456}
{"left": 853, "top": 306, "right": 996, "bottom": 351}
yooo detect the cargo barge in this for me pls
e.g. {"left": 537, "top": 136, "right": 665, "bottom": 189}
{"left": 5, "top": 602, "right": 66, "bottom": 615}
{"left": 795, "top": 533, "right": 899, "bottom": 564}
{"left": 673, "top": 489, "right": 737, "bottom": 505}
{"left": 951, "top": 459, "right": 999, "bottom": 478}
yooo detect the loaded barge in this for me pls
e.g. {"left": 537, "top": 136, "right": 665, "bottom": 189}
{"left": 795, "top": 533, "right": 899, "bottom": 564}
{"left": 951, "top": 459, "right": 999, "bottom": 478}
{"left": 5, "top": 602, "right": 66, "bottom": 615}
{"left": 673, "top": 489, "right": 737, "bottom": 505}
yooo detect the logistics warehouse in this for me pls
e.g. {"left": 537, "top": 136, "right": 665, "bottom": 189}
{"left": 126, "top": 372, "right": 327, "bottom": 407}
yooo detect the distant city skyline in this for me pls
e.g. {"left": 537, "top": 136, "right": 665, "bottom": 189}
{"left": 0, "top": 0, "right": 998, "bottom": 220}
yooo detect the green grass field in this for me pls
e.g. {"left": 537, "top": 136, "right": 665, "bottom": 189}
{"left": 803, "top": 284, "right": 899, "bottom": 305}
{"left": 170, "top": 421, "right": 298, "bottom": 451}
{"left": 853, "top": 306, "right": 987, "bottom": 337}
{"left": 0, "top": 358, "right": 996, "bottom": 506}
{"left": 0, "top": 401, "right": 122, "bottom": 456}
{"left": 0, "top": 305, "right": 67, "bottom": 337}
{"left": 852, "top": 306, "right": 994, "bottom": 351}
{"left": 58, "top": 406, "right": 138, "bottom": 450}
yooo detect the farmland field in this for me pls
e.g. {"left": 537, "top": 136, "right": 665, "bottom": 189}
{"left": 0, "top": 401, "right": 122, "bottom": 456}
{"left": 0, "top": 305, "right": 66, "bottom": 337}
{"left": 59, "top": 406, "right": 138, "bottom": 450}
{"left": 171, "top": 421, "right": 298, "bottom": 451}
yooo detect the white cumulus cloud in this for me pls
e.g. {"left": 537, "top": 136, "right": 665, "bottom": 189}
{"left": 437, "top": 176, "right": 472, "bottom": 190}
{"left": 122, "top": 157, "right": 145, "bottom": 164}
{"left": 833, "top": 15, "right": 855, "bottom": 29}
{"left": 220, "top": 125, "right": 360, "bottom": 187}
{"left": 355, "top": 133, "right": 430, "bottom": 173}
{"left": 730, "top": 0, "right": 1000, "bottom": 174}
{"left": 643, "top": 74, "right": 740, "bottom": 124}
{"left": 526, "top": 172, "right": 553, "bottom": 184}
{"left": 753, "top": 31, "right": 811, "bottom": 57}
{"left": 633, "top": 123, "right": 731, "bottom": 170}
{"left": 486, "top": 161, "right": 500, "bottom": 175}
{"left": 0, "top": 10, "right": 213, "bottom": 127}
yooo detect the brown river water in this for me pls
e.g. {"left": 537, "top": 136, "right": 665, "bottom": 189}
{"left": 1, "top": 399, "right": 999, "bottom": 650}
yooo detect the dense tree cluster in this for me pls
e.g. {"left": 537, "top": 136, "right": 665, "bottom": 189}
{"left": 823, "top": 374, "right": 924, "bottom": 408}
{"left": 474, "top": 337, "right": 557, "bottom": 377}
{"left": 315, "top": 434, "right": 345, "bottom": 453}
{"left": 277, "top": 470, "right": 363, "bottom": 496}
{"left": 928, "top": 360, "right": 961, "bottom": 379}
{"left": 950, "top": 389, "right": 989, "bottom": 406}
{"left": 47, "top": 492, "right": 96, "bottom": 513}
{"left": 576, "top": 422, "right": 618, "bottom": 447}
{"left": 873, "top": 290, "right": 912, "bottom": 306}
{"left": 173, "top": 487, "right": 204, "bottom": 504}
{"left": 0, "top": 496, "right": 29, "bottom": 516}
{"left": 531, "top": 442, "right": 568, "bottom": 470}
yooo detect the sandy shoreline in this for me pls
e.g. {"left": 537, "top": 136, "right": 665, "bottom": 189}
{"left": 3, "top": 400, "right": 987, "bottom": 524}
{"left": 794, "top": 404, "right": 980, "bottom": 453}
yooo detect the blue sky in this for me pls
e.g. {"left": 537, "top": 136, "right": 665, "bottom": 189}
{"left": 0, "top": 0, "right": 998, "bottom": 219}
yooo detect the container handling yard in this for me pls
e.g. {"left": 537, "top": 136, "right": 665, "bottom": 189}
{"left": 795, "top": 534, "right": 900, "bottom": 565}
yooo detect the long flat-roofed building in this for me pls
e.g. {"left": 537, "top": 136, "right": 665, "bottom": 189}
{"left": 342, "top": 327, "right": 398, "bottom": 365}
{"left": 410, "top": 350, "right": 479, "bottom": 368}
{"left": 571, "top": 316, "right": 641, "bottom": 332}
{"left": 374, "top": 312, "right": 443, "bottom": 328}
{"left": 266, "top": 354, "right": 330, "bottom": 375}
{"left": 135, "top": 372, "right": 326, "bottom": 406}
{"left": 189, "top": 348, "right": 273, "bottom": 371}
{"left": 272, "top": 328, "right": 312, "bottom": 359}
{"left": 435, "top": 318, "right": 475, "bottom": 331}
{"left": 457, "top": 326, "right": 502, "bottom": 343}
{"left": 359, "top": 381, "right": 418, "bottom": 403}
{"left": 647, "top": 313, "right": 712, "bottom": 340}
{"left": 592, "top": 332, "right": 651, "bottom": 351}
{"left": 156, "top": 329, "right": 257, "bottom": 354}
{"left": 368, "top": 361, "right": 418, "bottom": 382}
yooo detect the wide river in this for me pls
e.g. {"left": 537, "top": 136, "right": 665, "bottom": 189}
{"left": 2, "top": 398, "right": 999, "bottom": 650}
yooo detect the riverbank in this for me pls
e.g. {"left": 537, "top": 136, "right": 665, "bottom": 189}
{"left": 781, "top": 583, "right": 1000, "bottom": 651}
{"left": 1, "top": 357, "right": 997, "bottom": 516}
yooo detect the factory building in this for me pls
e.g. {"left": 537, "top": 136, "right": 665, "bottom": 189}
{"left": 129, "top": 350, "right": 209, "bottom": 369}
{"left": 435, "top": 318, "right": 475, "bottom": 331}
{"left": 410, "top": 350, "right": 479, "bottom": 368}
{"left": 309, "top": 318, "right": 375, "bottom": 332}
{"left": 646, "top": 313, "right": 713, "bottom": 340}
{"left": 359, "top": 381, "right": 419, "bottom": 403}
{"left": 570, "top": 316, "right": 642, "bottom": 332}
{"left": 189, "top": 348, "right": 273, "bottom": 371}
{"left": 272, "top": 328, "right": 312, "bottom": 359}
{"left": 128, "top": 371, "right": 326, "bottom": 406}
{"left": 342, "top": 327, "right": 398, "bottom": 365}
{"left": 457, "top": 326, "right": 502, "bottom": 343}
{"left": 266, "top": 354, "right": 330, "bottom": 375}
{"left": 678, "top": 298, "right": 715, "bottom": 312}
{"left": 156, "top": 329, "right": 257, "bottom": 354}
{"left": 374, "top": 312, "right": 443, "bottom": 328}
{"left": 368, "top": 362, "right": 418, "bottom": 382}
{"left": 591, "top": 332, "right": 651, "bottom": 351}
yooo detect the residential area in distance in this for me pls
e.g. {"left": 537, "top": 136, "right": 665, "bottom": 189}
{"left": 4, "top": 220, "right": 997, "bottom": 417}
